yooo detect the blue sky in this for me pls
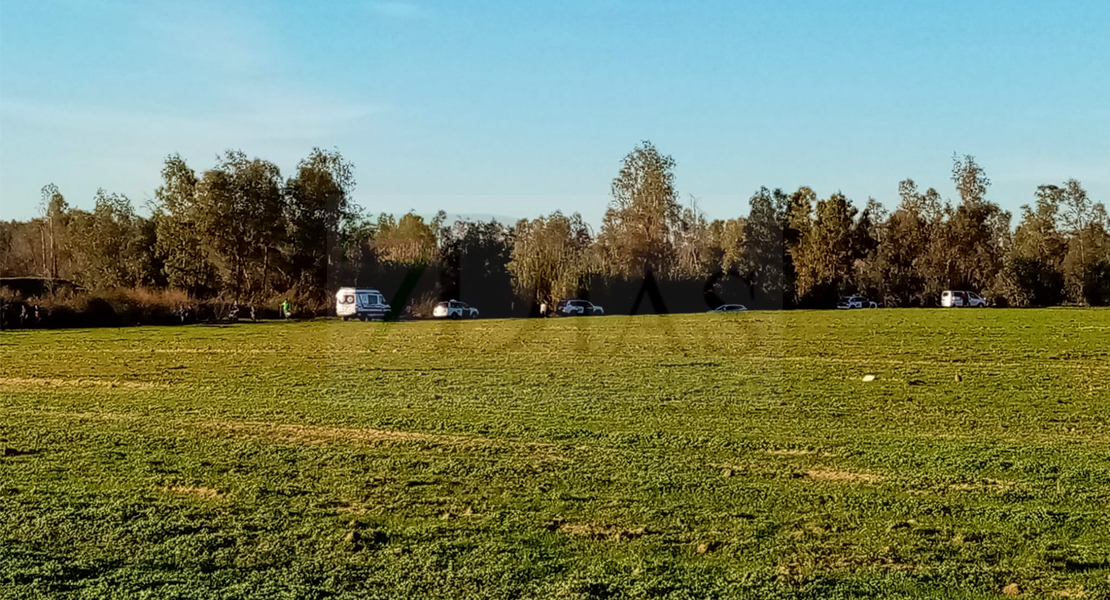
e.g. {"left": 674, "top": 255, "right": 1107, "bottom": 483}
{"left": 2, "top": 0, "right": 1108, "bottom": 226}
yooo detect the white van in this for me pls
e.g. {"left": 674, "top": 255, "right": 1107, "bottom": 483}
{"left": 941, "top": 290, "right": 987, "bottom": 308}
{"left": 336, "top": 287, "right": 390, "bottom": 321}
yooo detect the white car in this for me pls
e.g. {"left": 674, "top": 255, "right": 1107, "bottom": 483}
{"left": 837, "top": 295, "right": 878, "bottom": 309}
{"left": 941, "top": 290, "right": 988, "bottom": 308}
{"left": 711, "top": 304, "right": 747, "bottom": 312}
{"left": 433, "top": 300, "right": 479, "bottom": 319}
{"left": 556, "top": 300, "right": 603, "bottom": 316}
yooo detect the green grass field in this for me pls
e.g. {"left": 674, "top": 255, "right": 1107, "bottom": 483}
{"left": 2, "top": 310, "right": 1110, "bottom": 599}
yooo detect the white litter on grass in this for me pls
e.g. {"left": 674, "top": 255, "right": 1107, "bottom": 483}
{"left": 862, "top": 375, "right": 876, "bottom": 382}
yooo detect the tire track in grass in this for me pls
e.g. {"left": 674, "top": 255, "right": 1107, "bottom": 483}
{"left": 4, "top": 408, "right": 516, "bottom": 450}
{"left": 0, "top": 377, "right": 163, "bottom": 390}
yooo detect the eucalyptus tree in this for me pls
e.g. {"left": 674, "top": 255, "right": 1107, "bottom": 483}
{"left": 284, "top": 148, "right": 358, "bottom": 297}
{"left": 597, "top": 141, "right": 681, "bottom": 278}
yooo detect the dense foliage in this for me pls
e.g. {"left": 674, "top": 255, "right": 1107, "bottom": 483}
{"left": 3, "top": 145, "right": 1109, "bottom": 314}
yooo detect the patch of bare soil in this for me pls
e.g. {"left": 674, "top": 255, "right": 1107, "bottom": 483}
{"left": 197, "top": 419, "right": 493, "bottom": 447}
{"left": 0, "top": 377, "right": 159, "bottom": 390}
{"left": 161, "top": 485, "right": 223, "bottom": 499}
{"left": 551, "top": 519, "right": 648, "bottom": 542}
{"left": 803, "top": 469, "right": 883, "bottom": 484}
{"left": 949, "top": 478, "right": 1013, "bottom": 492}
{"left": 335, "top": 499, "right": 372, "bottom": 515}
{"left": 763, "top": 448, "right": 838, "bottom": 457}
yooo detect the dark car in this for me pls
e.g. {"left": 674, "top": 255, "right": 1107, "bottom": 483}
{"left": 556, "top": 300, "right": 604, "bottom": 316}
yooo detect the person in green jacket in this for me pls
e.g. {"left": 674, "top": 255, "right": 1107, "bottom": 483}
{"left": 281, "top": 300, "right": 292, "bottom": 319}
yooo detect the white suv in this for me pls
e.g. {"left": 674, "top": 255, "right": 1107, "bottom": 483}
{"left": 433, "top": 300, "right": 479, "bottom": 319}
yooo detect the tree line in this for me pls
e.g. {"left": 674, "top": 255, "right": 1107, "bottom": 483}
{"left": 2, "top": 142, "right": 1108, "bottom": 317}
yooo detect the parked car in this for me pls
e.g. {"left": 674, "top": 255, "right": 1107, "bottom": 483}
{"left": 556, "top": 299, "right": 604, "bottom": 316}
{"left": 837, "top": 295, "right": 878, "bottom": 309}
{"left": 433, "top": 300, "right": 479, "bottom": 319}
{"left": 941, "top": 290, "right": 987, "bottom": 308}
{"left": 711, "top": 304, "right": 747, "bottom": 312}
{"left": 336, "top": 287, "right": 390, "bottom": 321}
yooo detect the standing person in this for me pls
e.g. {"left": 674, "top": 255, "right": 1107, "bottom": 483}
{"left": 20, "top": 304, "right": 28, "bottom": 327}
{"left": 539, "top": 301, "right": 547, "bottom": 317}
{"left": 281, "top": 299, "right": 292, "bottom": 319}
{"left": 33, "top": 305, "right": 41, "bottom": 325}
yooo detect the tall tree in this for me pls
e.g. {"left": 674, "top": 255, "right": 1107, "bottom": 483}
{"left": 865, "top": 180, "right": 939, "bottom": 306}
{"left": 999, "top": 186, "right": 1067, "bottom": 306}
{"left": 944, "top": 156, "right": 1010, "bottom": 292}
{"left": 154, "top": 155, "right": 219, "bottom": 295}
{"left": 284, "top": 148, "right": 358, "bottom": 299}
{"left": 373, "top": 211, "right": 443, "bottom": 265}
{"left": 192, "top": 151, "right": 286, "bottom": 299}
{"left": 740, "top": 187, "right": 788, "bottom": 306}
{"left": 70, "top": 191, "right": 156, "bottom": 288}
{"left": 792, "top": 192, "right": 857, "bottom": 304}
{"left": 850, "top": 198, "right": 884, "bottom": 295}
{"left": 38, "top": 184, "right": 70, "bottom": 279}
{"left": 951, "top": 153, "right": 991, "bottom": 205}
{"left": 714, "top": 218, "right": 746, "bottom": 275}
{"left": 438, "top": 220, "right": 513, "bottom": 310}
{"left": 783, "top": 186, "right": 816, "bottom": 305}
{"left": 507, "top": 212, "right": 592, "bottom": 307}
{"left": 597, "top": 141, "right": 681, "bottom": 277}
{"left": 1054, "top": 179, "right": 1110, "bottom": 304}
{"left": 671, "top": 197, "right": 716, "bottom": 278}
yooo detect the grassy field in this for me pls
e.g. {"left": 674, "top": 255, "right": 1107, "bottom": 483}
{"left": 2, "top": 310, "right": 1110, "bottom": 599}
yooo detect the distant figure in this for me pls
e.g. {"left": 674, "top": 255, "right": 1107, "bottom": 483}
{"left": 250, "top": 306, "right": 258, "bottom": 322}
{"left": 33, "top": 305, "right": 41, "bottom": 324}
{"left": 20, "top": 305, "right": 29, "bottom": 327}
{"left": 281, "top": 299, "right": 292, "bottom": 319}
{"left": 178, "top": 306, "right": 188, "bottom": 324}
{"left": 539, "top": 302, "right": 547, "bottom": 317}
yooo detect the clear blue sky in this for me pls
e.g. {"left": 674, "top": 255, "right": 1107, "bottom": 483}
{"left": 2, "top": 0, "right": 1108, "bottom": 226}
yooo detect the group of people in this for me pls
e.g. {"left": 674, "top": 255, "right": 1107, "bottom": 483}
{"left": 19, "top": 304, "right": 42, "bottom": 327}
{"left": 178, "top": 300, "right": 295, "bottom": 324}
